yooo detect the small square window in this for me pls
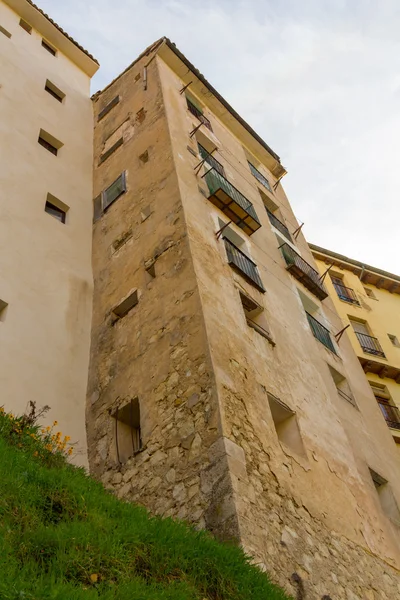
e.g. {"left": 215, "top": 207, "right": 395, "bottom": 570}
{"left": 45, "top": 201, "right": 66, "bottom": 224}
{"left": 38, "top": 129, "right": 63, "bottom": 156}
{"left": 42, "top": 39, "right": 57, "bottom": 56}
{"left": 98, "top": 95, "right": 120, "bottom": 121}
{"left": 328, "top": 365, "right": 357, "bottom": 407}
{"left": 266, "top": 391, "right": 307, "bottom": 459}
{"left": 239, "top": 291, "right": 274, "bottom": 345}
{"left": 0, "top": 25, "right": 12, "bottom": 38}
{"left": 45, "top": 80, "right": 65, "bottom": 103}
{"left": 19, "top": 19, "right": 32, "bottom": 34}
{"left": 364, "top": 287, "right": 377, "bottom": 300}
{"left": 0, "top": 299, "right": 8, "bottom": 322}
{"left": 369, "top": 468, "right": 400, "bottom": 526}
{"left": 113, "top": 289, "right": 138, "bottom": 319}
{"left": 112, "top": 398, "right": 142, "bottom": 463}
{"left": 388, "top": 334, "right": 400, "bottom": 348}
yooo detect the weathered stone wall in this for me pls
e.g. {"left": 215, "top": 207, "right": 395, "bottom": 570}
{"left": 88, "top": 47, "right": 239, "bottom": 540}
{"left": 156, "top": 52, "right": 400, "bottom": 599}
{"left": 88, "top": 43, "right": 400, "bottom": 600}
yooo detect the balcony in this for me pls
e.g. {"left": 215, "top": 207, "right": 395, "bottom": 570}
{"left": 280, "top": 243, "right": 328, "bottom": 300}
{"left": 248, "top": 161, "right": 272, "bottom": 192}
{"left": 204, "top": 168, "right": 261, "bottom": 236}
{"left": 306, "top": 312, "right": 337, "bottom": 354}
{"left": 332, "top": 282, "right": 360, "bottom": 305}
{"left": 377, "top": 399, "right": 400, "bottom": 431}
{"left": 198, "top": 143, "right": 225, "bottom": 176}
{"left": 224, "top": 237, "right": 265, "bottom": 292}
{"left": 266, "top": 209, "right": 292, "bottom": 241}
{"left": 355, "top": 332, "right": 386, "bottom": 358}
{"left": 187, "top": 98, "right": 212, "bottom": 131}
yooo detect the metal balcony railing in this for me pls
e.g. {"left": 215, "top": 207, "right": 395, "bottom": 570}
{"left": 306, "top": 312, "right": 337, "bottom": 354}
{"left": 266, "top": 209, "right": 292, "bottom": 241}
{"left": 248, "top": 161, "right": 272, "bottom": 192}
{"left": 355, "top": 332, "right": 386, "bottom": 358}
{"left": 204, "top": 168, "right": 261, "bottom": 236}
{"left": 279, "top": 243, "right": 328, "bottom": 300}
{"left": 332, "top": 282, "right": 360, "bottom": 305}
{"left": 377, "top": 399, "right": 400, "bottom": 430}
{"left": 198, "top": 143, "right": 225, "bottom": 176}
{"left": 187, "top": 98, "right": 213, "bottom": 131}
{"left": 224, "top": 237, "right": 265, "bottom": 292}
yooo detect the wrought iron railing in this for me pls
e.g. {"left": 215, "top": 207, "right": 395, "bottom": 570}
{"left": 332, "top": 282, "right": 360, "bottom": 305}
{"left": 248, "top": 161, "right": 272, "bottom": 192}
{"left": 355, "top": 332, "right": 386, "bottom": 358}
{"left": 377, "top": 399, "right": 400, "bottom": 430}
{"left": 187, "top": 98, "right": 212, "bottom": 131}
{"left": 280, "top": 243, "right": 328, "bottom": 300}
{"left": 224, "top": 237, "right": 265, "bottom": 292}
{"left": 306, "top": 312, "right": 337, "bottom": 354}
{"left": 204, "top": 168, "right": 261, "bottom": 234}
{"left": 198, "top": 143, "right": 225, "bottom": 176}
{"left": 266, "top": 209, "right": 292, "bottom": 241}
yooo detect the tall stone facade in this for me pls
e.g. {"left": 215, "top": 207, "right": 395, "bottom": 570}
{"left": 88, "top": 39, "right": 400, "bottom": 599}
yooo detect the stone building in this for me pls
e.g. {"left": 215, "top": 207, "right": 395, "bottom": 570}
{"left": 0, "top": 0, "right": 98, "bottom": 465}
{"left": 88, "top": 39, "right": 400, "bottom": 598}
{"left": 312, "top": 245, "right": 400, "bottom": 452}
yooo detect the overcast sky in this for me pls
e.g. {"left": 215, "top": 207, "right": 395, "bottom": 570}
{"left": 39, "top": 0, "right": 400, "bottom": 273}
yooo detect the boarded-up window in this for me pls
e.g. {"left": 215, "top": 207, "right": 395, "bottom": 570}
{"left": 98, "top": 95, "right": 120, "bottom": 121}
{"left": 102, "top": 172, "right": 126, "bottom": 211}
{"left": 112, "top": 398, "right": 142, "bottom": 463}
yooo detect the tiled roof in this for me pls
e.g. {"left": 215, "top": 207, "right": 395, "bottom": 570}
{"left": 26, "top": 0, "right": 98, "bottom": 64}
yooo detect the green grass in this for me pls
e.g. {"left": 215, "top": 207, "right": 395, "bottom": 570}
{"left": 0, "top": 408, "right": 291, "bottom": 599}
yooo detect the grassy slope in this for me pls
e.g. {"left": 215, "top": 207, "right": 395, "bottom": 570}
{"left": 0, "top": 410, "right": 291, "bottom": 600}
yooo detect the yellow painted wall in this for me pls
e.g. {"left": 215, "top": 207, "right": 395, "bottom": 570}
{"left": 313, "top": 253, "right": 400, "bottom": 447}
{"left": 0, "top": 1, "right": 96, "bottom": 466}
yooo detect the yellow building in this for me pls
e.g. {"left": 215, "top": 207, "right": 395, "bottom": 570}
{"left": 0, "top": 0, "right": 98, "bottom": 465}
{"left": 311, "top": 245, "right": 400, "bottom": 448}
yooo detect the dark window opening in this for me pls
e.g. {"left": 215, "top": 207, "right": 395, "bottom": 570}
{"left": 19, "top": 19, "right": 32, "bottom": 33}
{"left": 239, "top": 291, "right": 274, "bottom": 345}
{"left": 38, "top": 136, "right": 57, "bottom": 155}
{"left": 113, "top": 289, "right": 138, "bottom": 319}
{"left": 0, "top": 25, "right": 12, "bottom": 38}
{"left": 98, "top": 95, "right": 120, "bottom": 121}
{"left": 45, "top": 200, "right": 66, "bottom": 223}
{"left": 99, "top": 137, "right": 123, "bottom": 164}
{"left": 186, "top": 97, "right": 213, "bottom": 131}
{"left": 248, "top": 161, "right": 272, "bottom": 192}
{"left": 198, "top": 143, "right": 225, "bottom": 176}
{"left": 112, "top": 398, "right": 142, "bottom": 464}
{"left": 42, "top": 39, "right": 56, "bottom": 56}
{"left": 103, "top": 172, "right": 126, "bottom": 211}
{"left": 45, "top": 80, "right": 65, "bottom": 103}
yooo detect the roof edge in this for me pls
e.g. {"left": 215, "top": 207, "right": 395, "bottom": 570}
{"left": 309, "top": 244, "right": 400, "bottom": 284}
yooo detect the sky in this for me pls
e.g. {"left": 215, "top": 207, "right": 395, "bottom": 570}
{"left": 39, "top": 0, "right": 400, "bottom": 273}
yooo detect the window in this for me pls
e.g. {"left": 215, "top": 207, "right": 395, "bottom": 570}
{"left": 330, "top": 274, "right": 359, "bottom": 304}
{"left": 369, "top": 468, "right": 400, "bottom": 526}
{"left": 113, "top": 289, "right": 138, "bottom": 319}
{"left": 239, "top": 291, "right": 274, "bottom": 345}
{"left": 197, "top": 143, "right": 225, "bottom": 176}
{"left": 350, "top": 318, "right": 385, "bottom": 357}
{"left": 42, "top": 39, "right": 56, "bottom": 56}
{"left": 45, "top": 80, "right": 65, "bottom": 103}
{"left": 224, "top": 237, "right": 265, "bottom": 292}
{"left": 112, "top": 398, "right": 142, "bottom": 463}
{"left": 98, "top": 95, "right": 120, "bottom": 121}
{"left": 103, "top": 172, "right": 126, "bottom": 211}
{"left": 370, "top": 382, "right": 400, "bottom": 431}
{"left": 248, "top": 161, "right": 272, "bottom": 192}
{"left": 328, "top": 365, "right": 356, "bottom": 406}
{"left": 266, "top": 392, "right": 307, "bottom": 458}
{"left": 19, "top": 19, "right": 32, "bottom": 34}
{"left": 364, "top": 287, "right": 377, "bottom": 300}
{"left": 38, "top": 129, "right": 63, "bottom": 156}
{"left": 0, "top": 25, "right": 11, "bottom": 38}
{"left": 0, "top": 299, "right": 8, "bottom": 322}
{"left": 99, "top": 138, "right": 123, "bottom": 164}
{"left": 186, "top": 96, "right": 213, "bottom": 131}
{"left": 298, "top": 290, "right": 337, "bottom": 354}
{"left": 45, "top": 200, "right": 66, "bottom": 224}
{"left": 388, "top": 334, "right": 400, "bottom": 348}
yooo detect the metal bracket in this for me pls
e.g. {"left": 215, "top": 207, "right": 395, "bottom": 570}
{"left": 292, "top": 222, "right": 304, "bottom": 240}
{"left": 335, "top": 324, "right": 350, "bottom": 343}
{"left": 319, "top": 263, "right": 333, "bottom": 282}
{"left": 189, "top": 123, "right": 203, "bottom": 138}
{"left": 179, "top": 81, "right": 193, "bottom": 94}
{"left": 216, "top": 221, "right": 233, "bottom": 240}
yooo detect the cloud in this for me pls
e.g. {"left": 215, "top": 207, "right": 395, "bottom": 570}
{"left": 38, "top": 0, "right": 400, "bottom": 272}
